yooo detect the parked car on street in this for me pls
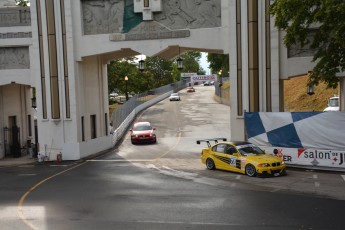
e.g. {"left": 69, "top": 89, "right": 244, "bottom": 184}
{"left": 323, "top": 96, "right": 339, "bottom": 112}
{"left": 130, "top": 121, "right": 156, "bottom": 144}
{"left": 197, "top": 138, "right": 286, "bottom": 177}
{"left": 169, "top": 93, "right": 181, "bottom": 101}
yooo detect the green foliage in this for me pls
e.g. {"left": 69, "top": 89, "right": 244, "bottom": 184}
{"left": 270, "top": 0, "right": 345, "bottom": 88}
{"left": 180, "top": 51, "right": 204, "bottom": 74}
{"left": 207, "top": 53, "right": 229, "bottom": 76}
{"left": 107, "top": 57, "right": 145, "bottom": 95}
{"left": 145, "top": 56, "right": 174, "bottom": 87}
{"left": 107, "top": 51, "right": 205, "bottom": 98}
{"left": 15, "top": 0, "right": 29, "bottom": 7}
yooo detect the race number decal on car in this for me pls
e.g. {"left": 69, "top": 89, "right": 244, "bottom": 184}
{"left": 230, "top": 156, "right": 237, "bottom": 166}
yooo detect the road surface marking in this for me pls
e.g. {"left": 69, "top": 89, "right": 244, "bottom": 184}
{"left": 18, "top": 161, "right": 89, "bottom": 230}
{"left": 270, "top": 188, "right": 281, "bottom": 193}
{"left": 18, "top": 165, "right": 35, "bottom": 168}
{"left": 87, "top": 159, "right": 153, "bottom": 162}
{"left": 150, "top": 165, "right": 215, "bottom": 185}
{"left": 313, "top": 174, "right": 318, "bottom": 179}
{"left": 341, "top": 175, "right": 345, "bottom": 181}
{"left": 134, "top": 220, "right": 241, "bottom": 226}
{"left": 236, "top": 175, "right": 241, "bottom": 180}
{"left": 153, "top": 132, "right": 181, "bottom": 160}
{"left": 314, "top": 182, "right": 320, "bottom": 187}
{"left": 162, "top": 166, "right": 198, "bottom": 177}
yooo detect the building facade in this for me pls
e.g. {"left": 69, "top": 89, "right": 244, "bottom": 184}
{"left": 1, "top": 0, "right": 341, "bottom": 160}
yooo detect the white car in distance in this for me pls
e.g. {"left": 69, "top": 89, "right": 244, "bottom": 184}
{"left": 169, "top": 93, "right": 181, "bottom": 101}
{"left": 323, "top": 96, "right": 339, "bottom": 112}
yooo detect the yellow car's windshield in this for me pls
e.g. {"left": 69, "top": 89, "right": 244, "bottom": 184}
{"left": 237, "top": 145, "right": 265, "bottom": 156}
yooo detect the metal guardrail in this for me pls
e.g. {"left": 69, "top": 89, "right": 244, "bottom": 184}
{"left": 214, "top": 77, "right": 230, "bottom": 105}
{"left": 110, "top": 79, "right": 188, "bottom": 147}
{"left": 214, "top": 77, "right": 229, "bottom": 97}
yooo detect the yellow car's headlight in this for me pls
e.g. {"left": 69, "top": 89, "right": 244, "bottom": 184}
{"left": 258, "top": 163, "right": 270, "bottom": 167}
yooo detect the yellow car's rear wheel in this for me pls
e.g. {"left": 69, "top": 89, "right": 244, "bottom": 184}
{"left": 245, "top": 164, "right": 257, "bottom": 177}
{"left": 206, "top": 158, "right": 216, "bottom": 170}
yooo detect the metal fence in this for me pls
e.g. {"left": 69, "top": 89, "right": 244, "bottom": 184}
{"left": 214, "top": 77, "right": 230, "bottom": 105}
{"left": 111, "top": 79, "right": 189, "bottom": 134}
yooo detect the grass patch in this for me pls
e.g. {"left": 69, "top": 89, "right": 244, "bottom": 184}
{"left": 284, "top": 75, "right": 339, "bottom": 112}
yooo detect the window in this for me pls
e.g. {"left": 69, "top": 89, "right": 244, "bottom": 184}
{"left": 28, "top": 115, "right": 32, "bottom": 137}
{"left": 91, "top": 115, "right": 96, "bottom": 139}
{"left": 212, "top": 144, "right": 226, "bottom": 153}
{"left": 224, "top": 145, "right": 237, "bottom": 154}
{"left": 212, "top": 144, "right": 237, "bottom": 154}
{"left": 81, "top": 116, "right": 85, "bottom": 141}
{"left": 105, "top": 113, "right": 108, "bottom": 136}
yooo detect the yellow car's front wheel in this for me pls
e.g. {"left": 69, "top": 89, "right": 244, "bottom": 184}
{"left": 206, "top": 158, "right": 216, "bottom": 170}
{"left": 245, "top": 164, "right": 257, "bottom": 177}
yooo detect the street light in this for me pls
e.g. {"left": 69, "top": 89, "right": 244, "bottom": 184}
{"left": 218, "top": 70, "right": 223, "bottom": 87}
{"left": 139, "top": 54, "right": 145, "bottom": 72}
{"left": 307, "top": 83, "right": 315, "bottom": 95}
{"left": 138, "top": 59, "right": 145, "bottom": 71}
{"left": 31, "top": 97, "right": 37, "bottom": 108}
{"left": 177, "top": 57, "right": 183, "bottom": 70}
{"left": 307, "top": 71, "right": 314, "bottom": 95}
{"left": 177, "top": 47, "right": 183, "bottom": 70}
{"left": 124, "top": 76, "right": 129, "bottom": 101}
{"left": 31, "top": 87, "right": 36, "bottom": 108}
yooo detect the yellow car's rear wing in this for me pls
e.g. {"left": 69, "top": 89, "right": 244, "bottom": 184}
{"left": 196, "top": 138, "right": 227, "bottom": 147}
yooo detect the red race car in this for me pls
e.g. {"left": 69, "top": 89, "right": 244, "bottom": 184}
{"left": 187, "top": 87, "right": 195, "bottom": 92}
{"left": 130, "top": 121, "right": 157, "bottom": 144}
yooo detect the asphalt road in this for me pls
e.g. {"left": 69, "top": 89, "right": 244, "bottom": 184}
{"left": 1, "top": 86, "right": 345, "bottom": 230}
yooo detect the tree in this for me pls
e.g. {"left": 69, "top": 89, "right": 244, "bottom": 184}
{"left": 180, "top": 51, "right": 205, "bottom": 75}
{"left": 270, "top": 0, "right": 345, "bottom": 88}
{"left": 15, "top": 0, "right": 29, "bottom": 7}
{"left": 107, "top": 58, "right": 141, "bottom": 96}
{"left": 145, "top": 56, "right": 174, "bottom": 87}
{"left": 107, "top": 51, "right": 206, "bottom": 98}
{"left": 207, "top": 53, "right": 229, "bottom": 76}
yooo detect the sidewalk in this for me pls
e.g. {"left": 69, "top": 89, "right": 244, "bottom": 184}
{"left": 0, "top": 154, "right": 37, "bottom": 167}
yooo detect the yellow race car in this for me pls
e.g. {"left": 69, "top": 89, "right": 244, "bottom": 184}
{"left": 197, "top": 138, "right": 286, "bottom": 177}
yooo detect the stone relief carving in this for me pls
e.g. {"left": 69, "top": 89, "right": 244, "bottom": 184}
{"left": 287, "top": 30, "right": 318, "bottom": 58}
{"left": 82, "top": 0, "right": 124, "bottom": 35}
{"left": 288, "top": 45, "right": 316, "bottom": 58}
{"left": 155, "top": 0, "right": 221, "bottom": 30}
{"left": 0, "top": 47, "right": 30, "bottom": 70}
{"left": 110, "top": 20, "right": 190, "bottom": 41}
{"left": 82, "top": 0, "right": 221, "bottom": 36}
{"left": 0, "top": 8, "right": 31, "bottom": 27}
{"left": 0, "top": 32, "right": 32, "bottom": 39}
{"left": 164, "top": 0, "right": 196, "bottom": 25}
{"left": 0, "top": 0, "right": 16, "bottom": 7}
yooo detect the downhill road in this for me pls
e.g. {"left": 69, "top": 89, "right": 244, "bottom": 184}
{"left": 1, "top": 86, "right": 345, "bottom": 230}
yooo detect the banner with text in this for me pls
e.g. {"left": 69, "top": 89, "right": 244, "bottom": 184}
{"left": 244, "top": 112, "right": 345, "bottom": 169}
